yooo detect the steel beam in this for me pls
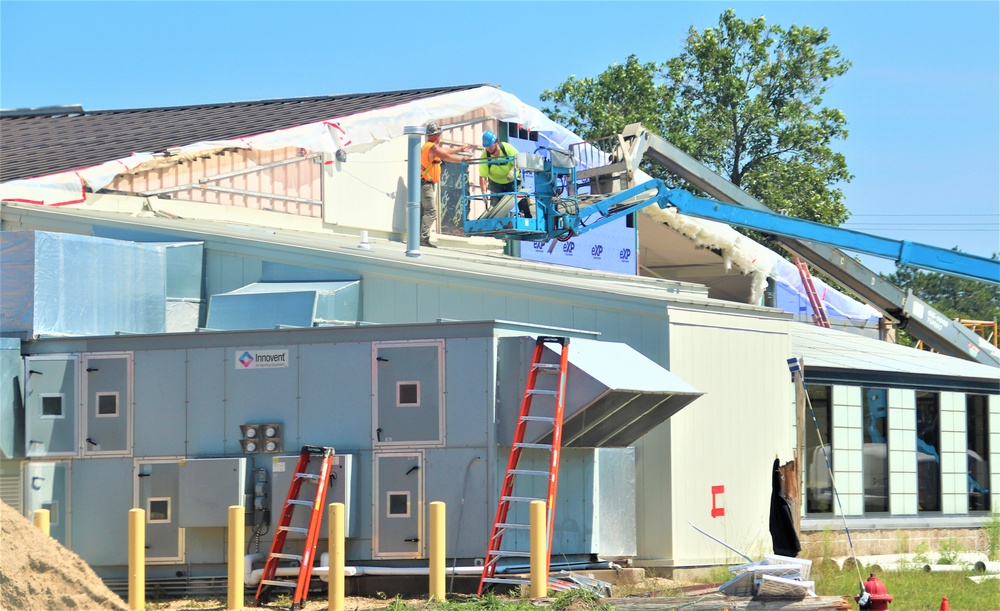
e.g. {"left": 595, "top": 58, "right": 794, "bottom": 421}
{"left": 625, "top": 123, "right": 1000, "bottom": 367}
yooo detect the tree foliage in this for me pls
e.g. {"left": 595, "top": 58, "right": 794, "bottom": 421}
{"left": 540, "top": 9, "right": 854, "bottom": 226}
{"left": 883, "top": 252, "right": 1000, "bottom": 323}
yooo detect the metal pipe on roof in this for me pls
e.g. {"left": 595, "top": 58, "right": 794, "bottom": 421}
{"left": 404, "top": 126, "right": 423, "bottom": 257}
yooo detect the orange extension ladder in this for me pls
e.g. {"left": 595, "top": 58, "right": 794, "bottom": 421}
{"left": 254, "top": 445, "right": 336, "bottom": 610}
{"left": 794, "top": 256, "right": 831, "bottom": 328}
{"left": 479, "top": 336, "right": 570, "bottom": 594}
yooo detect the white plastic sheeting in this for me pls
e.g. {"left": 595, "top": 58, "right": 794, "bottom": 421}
{"left": 0, "top": 86, "right": 582, "bottom": 207}
{"left": 0, "top": 231, "right": 167, "bottom": 337}
{"left": 0, "top": 84, "right": 878, "bottom": 321}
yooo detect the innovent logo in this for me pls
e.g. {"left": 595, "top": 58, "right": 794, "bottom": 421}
{"left": 235, "top": 349, "right": 289, "bottom": 370}
{"left": 591, "top": 245, "right": 603, "bottom": 259}
{"left": 619, "top": 248, "right": 632, "bottom": 261}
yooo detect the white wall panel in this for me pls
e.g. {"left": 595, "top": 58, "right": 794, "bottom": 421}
{"left": 635, "top": 308, "right": 791, "bottom": 565}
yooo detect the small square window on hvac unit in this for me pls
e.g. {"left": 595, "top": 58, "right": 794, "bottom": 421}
{"left": 41, "top": 395, "right": 63, "bottom": 418}
{"left": 397, "top": 381, "right": 420, "bottom": 407}
{"left": 97, "top": 393, "right": 118, "bottom": 417}
{"left": 147, "top": 498, "right": 171, "bottom": 523}
{"left": 387, "top": 492, "right": 410, "bottom": 517}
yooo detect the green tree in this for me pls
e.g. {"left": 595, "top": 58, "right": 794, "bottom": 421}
{"left": 540, "top": 9, "right": 854, "bottom": 226}
{"left": 883, "top": 252, "right": 1000, "bottom": 322}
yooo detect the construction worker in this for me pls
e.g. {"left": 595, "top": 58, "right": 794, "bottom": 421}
{"left": 479, "top": 131, "right": 531, "bottom": 218}
{"left": 419, "top": 122, "right": 470, "bottom": 247}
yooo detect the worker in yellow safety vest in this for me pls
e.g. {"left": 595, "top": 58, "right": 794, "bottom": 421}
{"left": 479, "top": 131, "right": 531, "bottom": 218}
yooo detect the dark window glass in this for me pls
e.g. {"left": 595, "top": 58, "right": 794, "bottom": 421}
{"left": 805, "top": 385, "right": 833, "bottom": 514}
{"left": 388, "top": 493, "right": 409, "bottom": 516}
{"left": 149, "top": 499, "right": 170, "bottom": 522}
{"left": 863, "top": 388, "right": 889, "bottom": 513}
{"left": 97, "top": 394, "right": 117, "bottom": 416}
{"left": 398, "top": 383, "right": 419, "bottom": 406}
{"left": 916, "top": 391, "right": 941, "bottom": 512}
{"left": 968, "top": 395, "right": 990, "bottom": 512}
{"left": 41, "top": 396, "right": 62, "bottom": 417}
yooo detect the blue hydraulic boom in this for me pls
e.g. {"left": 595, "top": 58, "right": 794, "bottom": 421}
{"left": 462, "top": 154, "right": 999, "bottom": 285}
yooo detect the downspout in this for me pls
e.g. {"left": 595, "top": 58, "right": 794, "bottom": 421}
{"left": 404, "top": 126, "right": 424, "bottom": 257}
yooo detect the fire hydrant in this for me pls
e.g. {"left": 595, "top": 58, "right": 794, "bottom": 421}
{"left": 855, "top": 573, "right": 893, "bottom": 610}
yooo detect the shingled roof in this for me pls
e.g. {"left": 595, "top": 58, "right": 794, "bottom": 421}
{"left": 0, "top": 84, "right": 488, "bottom": 183}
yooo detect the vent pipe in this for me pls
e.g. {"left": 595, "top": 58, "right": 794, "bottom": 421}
{"left": 404, "top": 126, "right": 424, "bottom": 257}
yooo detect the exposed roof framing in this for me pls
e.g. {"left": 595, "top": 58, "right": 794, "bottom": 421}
{"left": 0, "top": 84, "right": 488, "bottom": 183}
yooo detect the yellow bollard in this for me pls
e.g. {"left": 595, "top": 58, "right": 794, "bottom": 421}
{"left": 329, "top": 503, "right": 345, "bottom": 611}
{"left": 32, "top": 509, "right": 50, "bottom": 536}
{"left": 429, "top": 501, "right": 445, "bottom": 601}
{"left": 529, "top": 500, "right": 546, "bottom": 598}
{"left": 128, "top": 508, "right": 145, "bottom": 611}
{"left": 227, "top": 506, "right": 244, "bottom": 610}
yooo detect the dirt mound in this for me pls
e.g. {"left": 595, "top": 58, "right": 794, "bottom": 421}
{"left": 0, "top": 499, "right": 127, "bottom": 610}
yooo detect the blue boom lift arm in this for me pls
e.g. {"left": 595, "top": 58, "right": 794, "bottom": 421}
{"left": 463, "top": 160, "right": 999, "bottom": 286}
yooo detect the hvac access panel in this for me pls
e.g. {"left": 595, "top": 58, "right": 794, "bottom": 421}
{"left": 24, "top": 356, "right": 79, "bottom": 457}
{"left": 372, "top": 341, "right": 445, "bottom": 446}
{"left": 269, "top": 453, "right": 354, "bottom": 539}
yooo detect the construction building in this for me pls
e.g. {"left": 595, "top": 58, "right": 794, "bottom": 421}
{"left": 1, "top": 84, "right": 997, "bottom": 592}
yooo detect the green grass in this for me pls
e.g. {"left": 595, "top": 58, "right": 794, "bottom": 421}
{"left": 812, "top": 562, "right": 1000, "bottom": 609}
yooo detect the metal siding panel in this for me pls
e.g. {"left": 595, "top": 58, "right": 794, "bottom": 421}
{"left": 186, "top": 348, "right": 227, "bottom": 455}
{"left": 639, "top": 312, "right": 791, "bottom": 565}
{"left": 70, "top": 457, "right": 133, "bottom": 567}
{"left": 424, "top": 448, "right": 489, "bottom": 558}
{"left": 443, "top": 338, "right": 491, "bottom": 447}
{"left": 298, "top": 342, "right": 372, "bottom": 450}
{"left": 225, "top": 345, "right": 298, "bottom": 454}
{"left": 415, "top": 282, "right": 441, "bottom": 323}
{"left": 134, "top": 349, "right": 186, "bottom": 457}
{"left": 178, "top": 458, "right": 245, "bottom": 527}
{"left": 392, "top": 282, "right": 418, "bottom": 323}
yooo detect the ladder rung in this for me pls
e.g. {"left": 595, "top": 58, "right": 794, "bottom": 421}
{"left": 520, "top": 416, "right": 555, "bottom": 423}
{"left": 484, "top": 577, "right": 531, "bottom": 585}
{"left": 527, "top": 389, "right": 558, "bottom": 396}
{"left": 489, "top": 550, "right": 531, "bottom": 557}
{"left": 287, "top": 499, "right": 313, "bottom": 506}
{"left": 496, "top": 522, "right": 530, "bottom": 530}
{"left": 533, "top": 363, "right": 560, "bottom": 370}
{"left": 508, "top": 469, "right": 549, "bottom": 477}
{"left": 502, "top": 495, "right": 546, "bottom": 503}
{"left": 269, "top": 553, "right": 303, "bottom": 561}
{"left": 295, "top": 473, "right": 320, "bottom": 480}
{"left": 514, "top": 442, "right": 552, "bottom": 450}
{"left": 279, "top": 526, "right": 310, "bottom": 534}
{"left": 260, "top": 579, "right": 297, "bottom": 588}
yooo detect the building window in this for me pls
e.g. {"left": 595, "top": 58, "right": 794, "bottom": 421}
{"left": 500, "top": 121, "right": 539, "bottom": 143}
{"left": 40, "top": 394, "right": 64, "bottom": 419}
{"left": 968, "top": 394, "right": 990, "bottom": 512}
{"left": 916, "top": 391, "right": 941, "bottom": 512}
{"left": 805, "top": 385, "right": 833, "bottom": 514}
{"left": 863, "top": 388, "right": 889, "bottom": 513}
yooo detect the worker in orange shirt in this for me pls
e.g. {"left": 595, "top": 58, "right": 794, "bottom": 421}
{"left": 420, "top": 122, "right": 470, "bottom": 247}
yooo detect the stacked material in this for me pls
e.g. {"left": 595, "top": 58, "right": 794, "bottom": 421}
{"left": 719, "top": 554, "right": 815, "bottom": 598}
